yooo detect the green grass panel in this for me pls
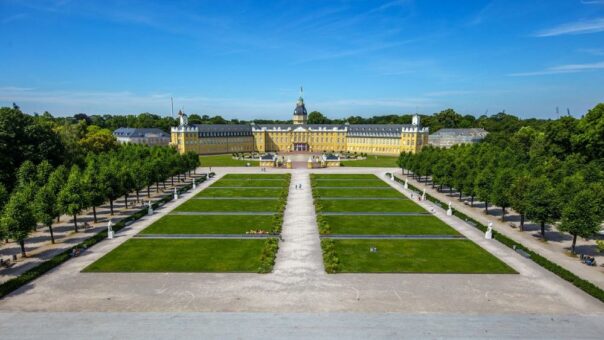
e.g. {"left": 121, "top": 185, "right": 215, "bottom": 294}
{"left": 318, "top": 199, "right": 425, "bottom": 213}
{"left": 324, "top": 215, "right": 459, "bottom": 235}
{"left": 175, "top": 199, "right": 280, "bottom": 212}
{"left": 140, "top": 215, "right": 275, "bottom": 234}
{"left": 84, "top": 239, "right": 266, "bottom": 272}
{"left": 332, "top": 239, "right": 516, "bottom": 273}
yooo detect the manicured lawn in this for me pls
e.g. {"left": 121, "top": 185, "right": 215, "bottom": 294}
{"left": 330, "top": 239, "right": 516, "bottom": 273}
{"left": 340, "top": 155, "right": 398, "bottom": 168}
{"left": 210, "top": 179, "right": 288, "bottom": 188}
{"left": 199, "top": 154, "right": 258, "bottom": 167}
{"left": 222, "top": 174, "right": 288, "bottom": 180}
{"left": 323, "top": 215, "right": 459, "bottom": 235}
{"left": 198, "top": 187, "right": 286, "bottom": 197}
{"left": 318, "top": 198, "right": 425, "bottom": 213}
{"left": 314, "top": 187, "right": 401, "bottom": 197}
{"left": 140, "top": 215, "right": 275, "bottom": 234}
{"left": 312, "top": 179, "right": 390, "bottom": 187}
{"left": 175, "top": 199, "right": 280, "bottom": 212}
{"left": 84, "top": 239, "right": 267, "bottom": 272}
{"left": 311, "top": 174, "right": 378, "bottom": 179}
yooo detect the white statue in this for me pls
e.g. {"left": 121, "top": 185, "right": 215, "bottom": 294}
{"left": 192, "top": 178, "right": 196, "bottom": 189}
{"left": 485, "top": 222, "right": 493, "bottom": 239}
{"left": 404, "top": 178, "right": 408, "bottom": 189}
{"left": 421, "top": 188, "right": 426, "bottom": 201}
{"left": 446, "top": 201, "right": 453, "bottom": 216}
{"left": 147, "top": 201, "right": 153, "bottom": 215}
{"left": 178, "top": 110, "right": 189, "bottom": 127}
{"left": 107, "top": 219, "right": 114, "bottom": 239}
{"left": 174, "top": 187, "right": 178, "bottom": 200}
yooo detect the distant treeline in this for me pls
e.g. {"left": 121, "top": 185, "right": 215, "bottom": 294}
{"left": 30, "top": 107, "right": 551, "bottom": 136}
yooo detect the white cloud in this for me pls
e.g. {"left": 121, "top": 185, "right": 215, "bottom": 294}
{"left": 534, "top": 17, "right": 604, "bottom": 37}
{"left": 508, "top": 61, "right": 604, "bottom": 76}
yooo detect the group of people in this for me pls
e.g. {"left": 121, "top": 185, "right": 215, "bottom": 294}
{"left": 294, "top": 184, "right": 303, "bottom": 190}
{"left": 260, "top": 167, "right": 268, "bottom": 172}
{"left": 580, "top": 254, "right": 597, "bottom": 266}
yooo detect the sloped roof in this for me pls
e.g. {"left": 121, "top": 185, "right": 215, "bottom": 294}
{"left": 113, "top": 128, "right": 169, "bottom": 138}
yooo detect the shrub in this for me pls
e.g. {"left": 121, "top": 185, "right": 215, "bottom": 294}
{"left": 321, "top": 239, "right": 340, "bottom": 273}
{"left": 258, "top": 238, "right": 279, "bottom": 273}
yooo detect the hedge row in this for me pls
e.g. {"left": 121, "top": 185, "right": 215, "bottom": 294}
{"left": 391, "top": 174, "right": 604, "bottom": 303}
{"left": 0, "top": 175, "right": 204, "bottom": 299}
{"left": 257, "top": 237, "right": 279, "bottom": 273}
{"left": 321, "top": 239, "right": 340, "bottom": 273}
{"left": 270, "top": 174, "right": 291, "bottom": 234}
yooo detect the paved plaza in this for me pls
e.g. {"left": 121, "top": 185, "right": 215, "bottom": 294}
{"left": 0, "top": 167, "right": 603, "bottom": 338}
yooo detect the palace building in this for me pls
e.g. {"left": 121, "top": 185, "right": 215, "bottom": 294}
{"left": 170, "top": 90, "right": 429, "bottom": 156}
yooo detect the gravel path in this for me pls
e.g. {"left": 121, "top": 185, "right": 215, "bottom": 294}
{"left": 273, "top": 171, "right": 325, "bottom": 279}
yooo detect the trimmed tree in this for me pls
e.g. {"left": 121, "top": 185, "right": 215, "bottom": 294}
{"left": 559, "top": 188, "right": 602, "bottom": 254}
{"left": 525, "top": 176, "right": 559, "bottom": 240}
{"left": 475, "top": 166, "right": 495, "bottom": 214}
{"left": 82, "top": 157, "right": 106, "bottom": 223}
{"left": 510, "top": 172, "right": 530, "bottom": 231}
{"left": 1, "top": 191, "right": 36, "bottom": 256}
{"left": 57, "top": 166, "right": 85, "bottom": 232}
{"left": 33, "top": 184, "right": 59, "bottom": 243}
{"left": 492, "top": 167, "right": 514, "bottom": 221}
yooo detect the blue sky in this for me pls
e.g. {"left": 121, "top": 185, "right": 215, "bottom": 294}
{"left": 1, "top": 0, "right": 603, "bottom": 119}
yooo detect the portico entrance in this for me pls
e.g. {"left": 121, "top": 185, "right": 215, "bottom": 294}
{"left": 293, "top": 143, "right": 309, "bottom": 152}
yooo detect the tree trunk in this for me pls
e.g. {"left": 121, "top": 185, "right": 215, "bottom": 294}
{"left": 156, "top": 182, "right": 159, "bottom": 193}
{"left": 171, "top": 177, "right": 174, "bottom": 186}
{"left": 520, "top": 214, "right": 525, "bottom": 231}
{"left": 93, "top": 206, "right": 97, "bottom": 223}
{"left": 470, "top": 196, "right": 474, "bottom": 207}
{"left": 124, "top": 194, "right": 128, "bottom": 209}
{"left": 571, "top": 233, "right": 577, "bottom": 254}
{"left": 19, "top": 240, "right": 26, "bottom": 257}
{"left": 540, "top": 221, "right": 546, "bottom": 239}
{"left": 459, "top": 191, "right": 463, "bottom": 200}
{"left": 56, "top": 216, "right": 60, "bottom": 223}
{"left": 147, "top": 186, "right": 151, "bottom": 198}
{"left": 48, "top": 224, "right": 55, "bottom": 244}
{"left": 163, "top": 181, "right": 166, "bottom": 190}
{"left": 73, "top": 214, "right": 78, "bottom": 232}
{"left": 109, "top": 199, "right": 114, "bottom": 215}
{"left": 484, "top": 201, "right": 488, "bottom": 214}
{"left": 136, "top": 190, "right": 140, "bottom": 204}
{"left": 501, "top": 206, "right": 506, "bottom": 221}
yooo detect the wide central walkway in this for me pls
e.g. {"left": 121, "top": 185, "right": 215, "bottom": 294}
{"left": 273, "top": 171, "right": 324, "bottom": 279}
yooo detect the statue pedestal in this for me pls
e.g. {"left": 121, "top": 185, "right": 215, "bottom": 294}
{"left": 108, "top": 231, "right": 114, "bottom": 239}
{"left": 446, "top": 208, "right": 452, "bottom": 216}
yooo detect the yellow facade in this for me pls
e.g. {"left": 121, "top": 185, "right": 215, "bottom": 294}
{"left": 172, "top": 124, "right": 428, "bottom": 156}
{"left": 170, "top": 101, "right": 429, "bottom": 156}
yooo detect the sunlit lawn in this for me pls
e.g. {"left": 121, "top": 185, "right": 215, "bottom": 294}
{"left": 323, "top": 215, "right": 459, "bottom": 235}
{"left": 197, "top": 187, "right": 286, "bottom": 197}
{"left": 210, "top": 179, "right": 288, "bottom": 188}
{"left": 318, "top": 198, "right": 425, "bottom": 213}
{"left": 330, "top": 239, "right": 516, "bottom": 273}
{"left": 84, "top": 239, "right": 267, "bottom": 272}
{"left": 175, "top": 199, "right": 280, "bottom": 212}
{"left": 314, "top": 187, "right": 401, "bottom": 197}
{"left": 312, "top": 179, "right": 389, "bottom": 187}
{"left": 140, "top": 214, "right": 275, "bottom": 234}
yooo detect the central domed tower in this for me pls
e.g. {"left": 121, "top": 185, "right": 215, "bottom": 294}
{"left": 293, "top": 86, "right": 307, "bottom": 125}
